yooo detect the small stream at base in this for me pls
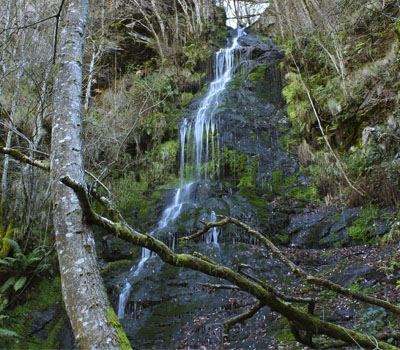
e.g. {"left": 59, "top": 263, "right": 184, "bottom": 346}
{"left": 117, "top": 28, "right": 246, "bottom": 319}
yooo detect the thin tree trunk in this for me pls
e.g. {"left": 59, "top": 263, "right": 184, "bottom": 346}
{"left": 272, "top": 0, "right": 285, "bottom": 40}
{"left": 177, "top": 0, "right": 194, "bottom": 36}
{"left": 150, "top": 0, "right": 167, "bottom": 46}
{"left": 1, "top": 0, "right": 25, "bottom": 216}
{"left": 0, "top": 0, "right": 13, "bottom": 95}
{"left": 50, "top": 1, "right": 130, "bottom": 348}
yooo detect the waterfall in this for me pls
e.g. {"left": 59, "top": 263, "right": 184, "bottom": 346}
{"left": 206, "top": 211, "right": 220, "bottom": 246}
{"left": 191, "top": 27, "right": 246, "bottom": 179}
{"left": 117, "top": 28, "right": 246, "bottom": 319}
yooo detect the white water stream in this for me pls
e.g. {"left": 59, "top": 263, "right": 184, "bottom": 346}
{"left": 117, "top": 28, "right": 246, "bottom": 319}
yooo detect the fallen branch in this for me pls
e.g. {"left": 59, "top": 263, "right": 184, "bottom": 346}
{"left": 222, "top": 301, "right": 265, "bottom": 343}
{"left": 197, "top": 283, "right": 241, "bottom": 291}
{"left": 238, "top": 264, "right": 315, "bottom": 313}
{"left": 181, "top": 215, "right": 400, "bottom": 317}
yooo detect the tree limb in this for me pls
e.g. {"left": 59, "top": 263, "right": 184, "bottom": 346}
{"left": 181, "top": 215, "right": 400, "bottom": 317}
{"left": 0, "top": 147, "right": 49, "bottom": 171}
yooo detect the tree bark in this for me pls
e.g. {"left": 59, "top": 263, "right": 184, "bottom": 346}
{"left": 50, "top": 1, "right": 130, "bottom": 349}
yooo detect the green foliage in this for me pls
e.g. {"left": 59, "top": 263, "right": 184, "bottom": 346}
{"left": 282, "top": 72, "right": 313, "bottom": 134}
{"left": 280, "top": 3, "right": 400, "bottom": 206}
{"left": 183, "top": 42, "right": 212, "bottom": 72}
{"left": 180, "top": 92, "right": 194, "bottom": 106}
{"left": 357, "top": 307, "right": 387, "bottom": 336}
{"left": 0, "top": 223, "right": 15, "bottom": 260}
{"left": 0, "top": 239, "right": 48, "bottom": 273}
{"left": 347, "top": 204, "right": 379, "bottom": 244}
{"left": 1, "top": 277, "right": 64, "bottom": 349}
{"left": 248, "top": 65, "right": 267, "bottom": 83}
{"left": 0, "top": 238, "right": 50, "bottom": 320}
{"left": 383, "top": 220, "right": 400, "bottom": 244}
{"left": 112, "top": 172, "right": 151, "bottom": 229}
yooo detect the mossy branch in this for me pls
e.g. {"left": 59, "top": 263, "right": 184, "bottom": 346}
{"left": 182, "top": 215, "right": 400, "bottom": 317}
{"left": 0, "top": 147, "right": 49, "bottom": 171}
{"left": 61, "top": 175, "right": 399, "bottom": 350}
{"left": 238, "top": 264, "right": 315, "bottom": 311}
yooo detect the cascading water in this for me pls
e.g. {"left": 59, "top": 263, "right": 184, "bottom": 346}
{"left": 117, "top": 28, "right": 246, "bottom": 319}
{"left": 187, "top": 27, "right": 246, "bottom": 179}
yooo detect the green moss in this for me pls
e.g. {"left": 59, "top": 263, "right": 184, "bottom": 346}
{"left": 2, "top": 277, "right": 66, "bottom": 350}
{"left": 101, "top": 260, "right": 133, "bottom": 276}
{"left": 347, "top": 204, "right": 379, "bottom": 244}
{"left": 105, "top": 306, "right": 132, "bottom": 350}
{"left": 0, "top": 223, "right": 13, "bottom": 259}
{"left": 180, "top": 92, "right": 193, "bottom": 106}
{"left": 287, "top": 183, "right": 320, "bottom": 202}
{"left": 271, "top": 169, "right": 284, "bottom": 193}
{"left": 262, "top": 132, "right": 270, "bottom": 143}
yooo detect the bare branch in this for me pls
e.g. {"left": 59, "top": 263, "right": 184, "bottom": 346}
{"left": 197, "top": 283, "right": 241, "bottom": 291}
{"left": 223, "top": 301, "right": 265, "bottom": 343}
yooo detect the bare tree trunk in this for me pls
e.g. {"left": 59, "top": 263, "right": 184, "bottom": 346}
{"left": 272, "top": 0, "right": 285, "bottom": 40}
{"left": 150, "top": 0, "right": 167, "bottom": 47}
{"left": 84, "top": 0, "right": 104, "bottom": 112}
{"left": 1, "top": 0, "right": 25, "bottom": 216}
{"left": 177, "top": 0, "right": 194, "bottom": 36}
{"left": 50, "top": 1, "right": 131, "bottom": 349}
{"left": 133, "top": 0, "right": 165, "bottom": 60}
{"left": 0, "top": 0, "right": 13, "bottom": 95}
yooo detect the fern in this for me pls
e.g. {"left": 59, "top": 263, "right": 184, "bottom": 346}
{"left": 0, "top": 327, "right": 18, "bottom": 338}
{"left": 0, "top": 239, "right": 49, "bottom": 274}
{"left": 13, "top": 276, "right": 27, "bottom": 292}
{"left": 0, "top": 277, "right": 16, "bottom": 294}
{"left": 0, "top": 239, "right": 50, "bottom": 300}
{"left": 0, "top": 315, "right": 18, "bottom": 338}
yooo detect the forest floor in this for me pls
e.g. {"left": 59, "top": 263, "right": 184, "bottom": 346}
{"left": 174, "top": 243, "right": 400, "bottom": 350}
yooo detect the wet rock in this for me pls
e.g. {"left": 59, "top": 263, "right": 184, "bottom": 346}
{"left": 332, "top": 264, "right": 386, "bottom": 288}
{"left": 287, "top": 207, "right": 365, "bottom": 249}
{"left": 59, "top": 319, "right": 78, "bottom": 350}
{"left": 30, "top": 307, "right": 56, "bottom": 339}
{"left": 102, "top": 236, "right": 135, "bottom": 262}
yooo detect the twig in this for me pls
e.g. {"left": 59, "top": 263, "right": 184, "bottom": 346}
{"left": 222, "top": 301, "right": 265, "bottom": 343}
{"left": 197, "top": 283, "right": 241, "bottom": 291}
{"left": 288, "top": 51, "right": 364, "bottom": 197}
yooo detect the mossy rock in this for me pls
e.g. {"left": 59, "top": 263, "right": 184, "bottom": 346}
{"left": 102, "top": 260, "right": 134, "bottom": 277}
{"left": 0, "top": 277, "right": 72, "bottom": 350}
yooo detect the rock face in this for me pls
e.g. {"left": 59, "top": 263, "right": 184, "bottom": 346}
{"left": 102, "top": 29, "right": 396, "bottom": 349}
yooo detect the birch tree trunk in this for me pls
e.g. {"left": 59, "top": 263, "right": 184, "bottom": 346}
{"left": 51, "top": 1, "right": 130, "bottom": 349}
